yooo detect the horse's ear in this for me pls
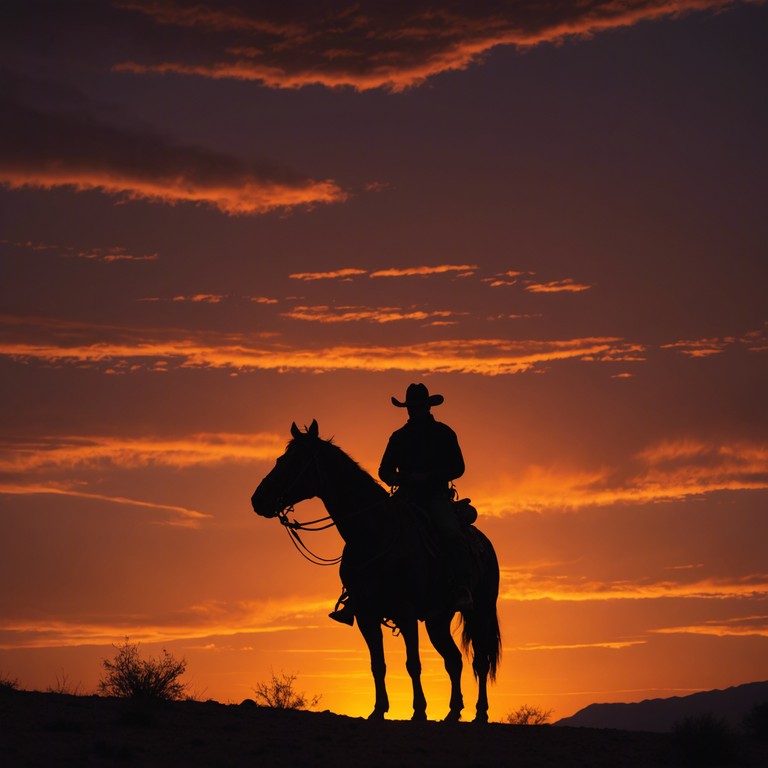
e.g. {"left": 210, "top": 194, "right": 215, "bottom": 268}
{"left": 290, "top": 422, "right": 301, "bottom": 439}
{"left": 308, "top": 419, "right": 319, "bottom": 438}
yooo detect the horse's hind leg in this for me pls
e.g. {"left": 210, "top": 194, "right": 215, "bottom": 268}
{"left": 474, "top": 658, "right": 490, "bottom": 724}
{"left": 356, "top": 612, "right": 389, "bottom": 719}
{"left": 425, "top": 614, "right": 463, "bottom": 722}
{"left": 400, "top": 618, "right": 427, "bottom": 720}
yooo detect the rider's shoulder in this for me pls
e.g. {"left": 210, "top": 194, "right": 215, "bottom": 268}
{"left": 431, "top": 419, "right": 457, "bottom": 435}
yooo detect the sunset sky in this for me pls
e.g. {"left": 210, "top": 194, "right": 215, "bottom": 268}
{"left": 1, "top": 0, "right": 766, "bottom": 721}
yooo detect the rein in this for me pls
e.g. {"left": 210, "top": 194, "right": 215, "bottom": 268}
{"left": 271, "top": 445, "right": 397, "bottom": 570}
{"left": 277, "top": 505, "right": 342, "bottom": 566}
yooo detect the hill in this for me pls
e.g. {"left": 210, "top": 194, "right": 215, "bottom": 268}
{"left": 555, "top": 681, "right": 768, "bottom": 733}
{"left": 2, "top": 688, "right": 768, "bottom": 767}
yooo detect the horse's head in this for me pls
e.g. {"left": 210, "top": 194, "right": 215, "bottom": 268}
{"left": 251, "top": 419, "right": 323, "bottom": 518}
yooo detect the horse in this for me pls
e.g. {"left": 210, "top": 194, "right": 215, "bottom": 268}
{"left": 251, "top": 420, "right": 501, "bottom": 723}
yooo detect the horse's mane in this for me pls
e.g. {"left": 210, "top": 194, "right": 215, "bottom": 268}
{"left": 287, "top": 435, "right": 388, "bottom": 499}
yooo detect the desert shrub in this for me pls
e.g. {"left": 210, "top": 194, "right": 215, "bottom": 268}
{"left": 252, "top": 671, "right": 321, "bottom": 710}
{"left": 46, "top": 672, "right": 81, "bottom": 695}
{"left": 98, "top": 638, "right": 188, "bottom": 701}
{"left": 743, "top": 701, "right": 768, "bottom": 742}
{"left": 504, "top": 704, "right": 553, "bottom": 725}
{"left": 0, "top": 671, "right": 20, "bottom": 692}
{"left": 672, "top": 713, "right": 738, "bottom": 766}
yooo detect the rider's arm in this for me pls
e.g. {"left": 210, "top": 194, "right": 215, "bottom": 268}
{"left": 441, "top": 426, "right": 465, "bottom": 482}
{"left": 378, "top": 436, "right": 400, "bottom": 487}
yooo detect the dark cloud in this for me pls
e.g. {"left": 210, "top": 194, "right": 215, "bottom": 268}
{"left": 0, "top": 69, "right": 345, "bottom": 214}
{"left": 107, "top": 0, "right": 758, "bottom": 90}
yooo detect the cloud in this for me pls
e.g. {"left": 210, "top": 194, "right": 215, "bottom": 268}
{"left": 484, "top": 270, "right": 534, "bottom": 287}
{"left": 479, "top": 438, "right": 768, "bottom": 515}
{"left": 662, "top": 327, "right": 768, "bottom": 357}
{"left": 288, "top": 264, "right": 477, "bottom": 281}
{"left": 650, "top": 615, "right": 768, "bottom": 637}
{"left": 369, "top": 265, "right": 477, "bottom": 278}
{"left": 511, "top": 640, "right": 647, "bottom": 651}
{"left": 0, "top": 482, "right": 209, "bottom": 528}
{"left": 289, "top": 268, "right": 367, "bottom": 281}
{"left": 0, "top": 432, "right": 285, "bottom": 473}
{"left": 500, "top": 568, "right": 768, "bottom": 602}
{"left": 0, "top": 83, "right": 346, "bottom": 215}
{"left": 5, "top": 240, "right": 159, "bottom": 262}
{"left": 174, "top": 294, "right": 224, "bottom": 303}
{"left": 72, "top": 248, "right": 160, "bottom": 263}
{"left": 661, "top": 337, "right": 734, "bottom": 357}
{"left": 0, "top": 596, "right": 331, "bottom": 649}
{"left": 488, "top": 313, "right": 543, "bottom": 321}
{"left": 0, "top": 314, "right": 642, "bottom": 376}
{"left": 111, "top": 1, "right": 755, "bottom": 92}
{"left": 525, "top": 278, "right": 593, "bottom": 293}
{"left": 0, "top": 431, "right": 284, "bottom": 529}
{"left": 742, "top": 326, "right": 768, "bottom": 352}
{"left": 281, "top": 305, "right": 461, "bottom": 324}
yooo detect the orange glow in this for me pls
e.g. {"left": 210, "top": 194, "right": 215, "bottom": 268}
{"left": 2, "top": 0, "right": 766, "bottom": 727}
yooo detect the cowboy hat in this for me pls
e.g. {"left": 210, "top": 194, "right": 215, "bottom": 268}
{"left": 391, "top": 383, "right": 444, "bottom": 408}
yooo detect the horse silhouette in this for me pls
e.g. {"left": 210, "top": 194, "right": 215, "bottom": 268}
{"left": 251, "top": 420, "right": 501, "bottom": 722}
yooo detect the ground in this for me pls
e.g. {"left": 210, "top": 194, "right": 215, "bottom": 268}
{"left": 2, "top": 689, "right": 766, "bottom": 767}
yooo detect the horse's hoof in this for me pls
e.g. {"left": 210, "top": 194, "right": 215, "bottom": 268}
{"left": 367, "top": 709, "right": 385, "bottom": 721}
{"left": 473, "top": 713, "right": 489, "bottom": 725}
{"left": 442, "top": 710, "right": 462, "bottom": 723}
{"left": 411, "top": 711, "right": 427, "bottom": 722}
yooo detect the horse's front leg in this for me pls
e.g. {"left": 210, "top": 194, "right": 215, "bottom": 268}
{"left": 356, "top": 612, "right": 389, "bottom": 719}
{"left": 399, "top": 618, "right": 427, "bottom": 720}
{"left": 426, "top": 613, "right": 464, "bottom": 722}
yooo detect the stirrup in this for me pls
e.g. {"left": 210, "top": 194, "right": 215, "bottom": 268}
{"left": 329, "top": 591, "right": 354, "bottom": 626}
{"left": 328, "top": 603, "right": 354, "bottom": 626}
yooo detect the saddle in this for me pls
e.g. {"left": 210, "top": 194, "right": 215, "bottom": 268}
{"left": 393, "top": 496, "right": 479, "bottom": 620}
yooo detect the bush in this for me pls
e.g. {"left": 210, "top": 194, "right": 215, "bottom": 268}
{"left": 46, "top": 672, "right": 81, "bottom": 695}
{"left": 744, "top": 701, "right": 768, "bottom": 742}
{"left": 252, "top": 671, "right": 321, "bottom": 710}
{"left": 98, "top": 638, "right": 188, "bottom": 701}
{"left": 504, "top": 704, "right": 553, "bottom": 725}
{"left": 0, "top": 671, "right": 20, "bottom": 692}
{"left": 672, "top": 713, "right": 738, "bottom": 766}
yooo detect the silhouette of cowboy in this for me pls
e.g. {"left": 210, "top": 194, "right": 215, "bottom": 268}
{"left": 329, "top": 383, "right": 472, "bottom": 625}
{"left": 378, "top": 383, "right": 464, "bottom": 510}
{"left": 380, "top": 383, "right": 473, "bottom": 610}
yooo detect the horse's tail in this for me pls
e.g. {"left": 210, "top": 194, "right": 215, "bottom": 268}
{"left": 460, "top": 529, "right": 501, "bottom": 682}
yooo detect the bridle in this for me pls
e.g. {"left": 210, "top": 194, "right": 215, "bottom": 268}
{"left": 268, "top": 441, "right": 401, "bottom": 572}
{"left": 272, "top": 447, "right": 342, "bottom": 566}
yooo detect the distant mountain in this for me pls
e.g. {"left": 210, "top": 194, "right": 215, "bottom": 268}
{"left": 555, "top": 681, "right": 768, "bottom": 733}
